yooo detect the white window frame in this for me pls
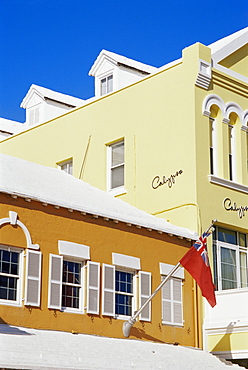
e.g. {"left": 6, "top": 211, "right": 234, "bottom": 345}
{"left": 0, "top": 245, "right": 23, "bottom": 307}
{"left": 209, "top": 118, "right": 218, "bottom": 176}
{"left": 61, "top": 259, "right": 84, "bottom": 313}
{"left": 114, "top": 267, "right": 135, "bottom": 319}
{"left": 228, "top": 124, "right": 236, "bottom": 182}
{"left": 106, "top": 140, "right": 125, "bottom": 195}
{"left": 213, "top": 227, "right": 248, "bottom": 291}
{"left": 57, "top": 158, "right": 73, "bottom": 175}
{"left": 100, "top": 74, "right": 113, "bottom": 96}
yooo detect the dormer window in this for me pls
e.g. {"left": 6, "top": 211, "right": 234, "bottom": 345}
{"left": 100, "top": 75, "right": 113, "bottom": 96}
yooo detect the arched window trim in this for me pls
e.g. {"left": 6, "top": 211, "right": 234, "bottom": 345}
{"left": 0, "top": 211, "right": 39, "bottom": 250}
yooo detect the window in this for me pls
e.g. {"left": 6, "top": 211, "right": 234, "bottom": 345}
{"left": 209, "top": 118, "right": 217, "bottom": 175}
{"left": 0, "top": 247, "right": 21, "bottom": 303}
{"left": 101, "top": 75, "right": 113, "bottom": 96}
{"left": 62, "top": 260, "right": 82, "bottom": 310}
{"left": 102, "top": 254, "right": 151, "bottom": 320}
{"left": 228, "top": 125, "right": 234, "bottom": 181}
{"left": 213, "top": 227, "right": 248, "bottom": 290}
{"left": 115, "top": 270, "right": 133, "bottom": 316}
{"left": 48, "top": 252, "right": 100, "bottom": 314}
{"left": 58, "top": 159, "right": 73, "bottom": 175}
{"left": 107, "top": 140, "right": 124, "bottom": 191}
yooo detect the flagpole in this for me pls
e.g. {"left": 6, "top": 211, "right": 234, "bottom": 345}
{"left": 122, "top": 219, "right": 217, "bottom": 338}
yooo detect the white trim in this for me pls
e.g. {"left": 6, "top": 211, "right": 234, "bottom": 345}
{"left": 159, "top": 262, "right": 184, "bottom": 279}
{"left": 58, "top": 240, "right": 90, "bottom": 260}
{"left": 208, "top": 175, "right": 248, "bottom": 194}
{"left": 213, "top": 63, "right": 248, "bottom": 84}
{"left": 195, "top": 59, "right": 212, "bottom": 90}
{"left": 211, "top": 350, "right": 248, "bottom": 360}
{"left": 0, "top": 212, "right": 39, "bottom": 250}
{"left": 202, "top": 94, "right": 225, "bottom": 118}
{"left": 112, "top": 253, "right": 141, "bottom": 270}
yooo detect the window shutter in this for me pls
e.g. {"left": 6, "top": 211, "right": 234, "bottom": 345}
{"left": 25, "top": 250, "right": 42, "bottom": 307}
{"left": 172, "top": 278, "right": 183, "bottom": 325}
{"left": 48, "top": 254, "right": 62, "bottom": 310}
{"left": 162, "top": 279, "right": 172, "bottom": 323}
{"left": 86, "top": 261, "right": 100, "bottom": 314}
{"left": 102, "top": 264, "right": 115, "bottom": 316}
{"left": 139, "top": 271, "right": 151, "bottom": 321}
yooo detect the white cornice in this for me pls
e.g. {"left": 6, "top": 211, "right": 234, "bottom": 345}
{"left": 208, "top": 175, "right": 248, "bottom": 194}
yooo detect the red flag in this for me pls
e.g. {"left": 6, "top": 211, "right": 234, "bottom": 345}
{"left": 180, "top": 231, "right": 216, "bottom": 307}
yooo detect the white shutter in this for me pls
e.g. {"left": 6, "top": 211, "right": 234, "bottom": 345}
{"left": 86, "top": 261, "right": 100, "bottom": 314}
{"left": 48, "top": 254, "right": 62, "bottom": 310}
{"left": 162, "top": 277, "right": 183, "bottom": 325}
{"left": 172, "top": 278, "right": 183, "bottom": 325}
{"left": 25, "top": 250, "right": 42, "bottom": 307}
{"left": 139, "top": 271, "right": 151, "bottom": 321}
{"left": 102, "top": 264, "right": 115, "bottom": 316}
{"left": 162, "top": 279, "right": 172, "bottom": 323}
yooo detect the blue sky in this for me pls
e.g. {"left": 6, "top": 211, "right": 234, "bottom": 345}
{"left": 1, "top": 0, "right": 247, "bottom": 123}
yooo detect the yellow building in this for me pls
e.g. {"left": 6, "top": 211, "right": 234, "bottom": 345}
{"left": 1, "top": 27, "right": 247, "bottom": 367}
{"left": 0, "top": 153, "right": 198, "bottom": 347}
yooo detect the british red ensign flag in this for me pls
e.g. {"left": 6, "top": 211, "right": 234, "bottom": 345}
{"left": 180, "top": 230, "right": 216, "bottom": 307}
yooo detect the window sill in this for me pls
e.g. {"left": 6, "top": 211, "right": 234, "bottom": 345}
{"left": 108, "top": 187, "right": 127, "bottom": 197}
{"left": 162, "top": 321, "right": 184, "bottom": 327}
{"left": 0, "top": 300, "right": 22, "bottom": 307}
{"left": 61, "top": 308, "right": 84, "bottom": 314}
{"left": 208, "top": 175, "right": 248, "bottom": 194}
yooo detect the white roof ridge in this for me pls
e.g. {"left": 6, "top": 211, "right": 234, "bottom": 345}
{"left": 208, "top": 27, "right": 248, "bottom": 54}
{"left": 0, "top": 153, "right": 197, "bottom": 240}
{"left": 89, "top": 49, "right": 158, "bottom": 76}
{"left": 21, "top": 84, "right": 85, "bottom": 108}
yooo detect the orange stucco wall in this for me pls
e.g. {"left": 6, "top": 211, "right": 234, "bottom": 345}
{"left": 0, "top": 194, "right": 197, "bottom": 346}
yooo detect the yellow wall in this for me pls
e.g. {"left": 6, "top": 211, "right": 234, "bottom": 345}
{"left": 208, "top": 332, "right": 248, "bottom": 352}
{"left": 0, "top": 194, "right": 197, "bottom": 346}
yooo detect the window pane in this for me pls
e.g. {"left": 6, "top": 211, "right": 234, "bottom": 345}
{"left": 111, "top": 165, "right": 124, "bottom": 189}
{"left": 239, "top": 233, "right": 247, "bottom": 248}
{"left": 218, "top": 228, "right": 237, "bottom": 245}
{"left": 212, "top": 243, "right": 218, "bottom": 290}
{"left": 240, "top": 252, "right": 248, "bottom": 288}
{"left": 112, "top": 143, "right": 124, "bottom": 166}
{"left": 107, "top": 75, "right": 113, "bottom": 93}
{"left": 115, "top": 293, "right": 132, "bottom": 316}
{"left": 221, "top": 247, "right": 237, "bottom": 290}
{"left": 101, "top": 78, "right": 107, "bottom": 95}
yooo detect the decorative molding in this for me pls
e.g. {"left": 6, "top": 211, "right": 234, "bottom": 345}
{"left": 0, "top": 211, "right": 39, "bottom": 250}
{"left": 208, "top": 175, "right": 248, "bottom": 194}
{"left": 202, "top": 94, "right": 225, "bottom": 117}
{"left": 195, "top": 59, "right": 212, "bottom": 90}
{"left": 112, "top": 252, "right": 141, "bottom": 270}
{"left": 58, "top": 240, "right": 90, "bottom": 260}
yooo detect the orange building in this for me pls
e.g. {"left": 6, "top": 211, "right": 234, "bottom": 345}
{"left": 0, "top": 153, "right": 199, "bottom": 346}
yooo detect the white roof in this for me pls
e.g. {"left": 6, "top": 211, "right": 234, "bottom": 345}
{"left": 0, "top": 117, "right": 24, "bottom": 134}
{"left": 0, "top": 324, "right": 239, "bottom": 370}
{"left": 0, "top": 153, "right": 197, "bottom": 240}
{"left": 21, "top": 84, "right": 85, "bottom": 108}
{"left": 89, "top": 49, "right": 158, "bottom": 76}
{"left": 208, "top": 27, "right": 248, "bottom": 56}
